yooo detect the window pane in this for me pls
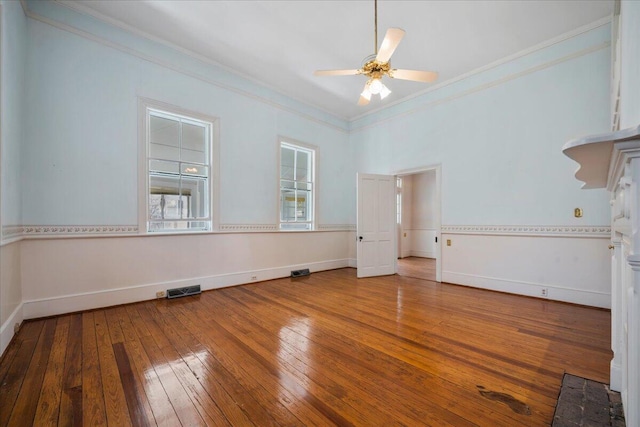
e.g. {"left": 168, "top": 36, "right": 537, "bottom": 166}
{"left": 150, "top": 115, "right": 180, "bottom": 161}
{"left": 150, "top": 175, "right": 180, "bottom": 195}
{"left": 181, "top": 163, "right": 208, "bottom": 177}
{"left": 181, "top": 176, "right": 208, "bottom": 219}
{"left": 181, "top": 122, "right": 206, "bottom": 164}
{"left": 150, "top": 159, "right": 179, "bottom": 175}
{"left": 280, "top": 189, "right": 297, "bottom": 222}
{"left": 280, "top": 179, "right": 295, "bottom": 191}
{"left": 295, "top": 189, "right": 311, "bottom": 221}
{"left": 281, "top": 147, "right": 295, "bottom": 180}
{"left": 297, "top": 181, "right": 312, "bottom": 191}
{"left": 296, "top": 150, "right": 309, "bottom": 181}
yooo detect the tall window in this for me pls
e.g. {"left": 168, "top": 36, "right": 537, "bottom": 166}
{"left": 146, "top": 108, "right": 213, "bottom": 232}
{"left": 280, "top": 141, "right": 315, "bottom": 230}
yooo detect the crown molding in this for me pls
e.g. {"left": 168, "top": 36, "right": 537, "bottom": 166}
{"left": 441, "top": 225, "right": 611, "bottom": 238}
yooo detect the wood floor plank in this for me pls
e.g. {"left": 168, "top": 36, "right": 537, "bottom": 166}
{"left": 0, "top": 320, "right": 45, "bottom": 426}
{"left": 58, "top": 313, "right": 83, "bottom": 427}
{"left": 0, "top": 267, "right": 612, "bottom": 426}
{"left": 118, "top": 304, "right": 185, "bottom": 426}
{"left": 137, "top": 303, "right": 232, "bottom": 427}
{"left": 34, "top": 316, "right": 71, "bottom": 426}
{"left": 93, "top": 310, "right": 133, "bottom": 427}
{"left": 170, "top": 300, "right": 313, "bottom": 426}
{"left": 81, "top": 312, "right": 107, "bottom": 427}
{"left": 7, "top": 318, "right": 57, "bottom": 426}
{"left": 127, "top": 304, "right": 206, "bottom": 426}
{"left": 227, "top": 285, "right": 543, "bottom": 426}
{"left": 150, "top": 301, "right": 256, "bottom": 426}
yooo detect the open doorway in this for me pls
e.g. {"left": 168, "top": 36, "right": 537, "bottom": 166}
{"left": 395, "top": 166, "right": 441, "bottom": 282}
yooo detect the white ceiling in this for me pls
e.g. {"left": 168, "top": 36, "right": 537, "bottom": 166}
{"left": 59, "top": 0, "right": 614, "bottom": 121}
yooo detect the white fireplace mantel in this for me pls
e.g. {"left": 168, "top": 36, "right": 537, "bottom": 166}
{"left": 563, "top": 124, "right": 640, "bottom": 427}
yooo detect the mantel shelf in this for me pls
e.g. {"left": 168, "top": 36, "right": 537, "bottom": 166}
{"left": 563, "top": 124, "right": 640, "bottom": 189}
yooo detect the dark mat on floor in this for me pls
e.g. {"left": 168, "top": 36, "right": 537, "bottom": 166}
{"left": 552, "top": 374, "right": 625, "bottom": 426}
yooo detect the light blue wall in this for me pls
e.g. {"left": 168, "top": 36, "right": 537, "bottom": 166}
{"left": 22, "top": 6, "right": 353, "bottom": 227}
{"left": 1, "top": 0, "right": 27, "bottom": 228}
{"left": 16, "top": 1, "right": 614, "bottom": 230}
{"left": 620, "top": 0, "right": 640, "bottom": 129}
{"left": 351, "top": 24, "right": 612, "bottom": 226}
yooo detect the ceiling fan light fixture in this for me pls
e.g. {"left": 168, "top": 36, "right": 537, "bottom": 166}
{"left": 361, "top": 88, "right": 372, "bottom": 100}
{"left": 379, "top": 84, "right": 391, "bottom": 99}
{"left": 368, "top": 78, "right": 383, "bottom": 94}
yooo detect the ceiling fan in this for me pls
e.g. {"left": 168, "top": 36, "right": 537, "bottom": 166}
{"left": 314, "top": 0, "right": 438, "bottom": 106}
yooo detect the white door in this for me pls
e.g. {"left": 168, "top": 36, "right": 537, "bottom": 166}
{"left": 357, "top": 173, "right": 396, "bottom": 278}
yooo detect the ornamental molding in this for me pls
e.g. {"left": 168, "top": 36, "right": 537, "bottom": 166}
{"left": 23, "top": 225, "right": 139, "bottom": 236}
{"left": 219, "top": 224, "right": 278, "bottom": 232}
{"left": 441, "top": 225, "right": 611, "bottom": 237}
{"left": 318, "top": 224, "right": 356, "bottom": 231}
{"left": 2, "top": 226, "right": 25, "bottom": 240}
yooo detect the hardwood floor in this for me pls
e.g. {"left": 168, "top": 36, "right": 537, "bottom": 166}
{"left": 397, "top": 256, "right": 436, "bottom": 281}
{"left": 0, "top": 268, "right": 611, "bottom": 426}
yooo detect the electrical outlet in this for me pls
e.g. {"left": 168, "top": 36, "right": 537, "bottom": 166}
{"left": 251, "top": 275, "right": 258, "bottom": 281}
{"left": 541, "top": 288, "right": 548, "bottom": 297}
{"left": 156, "top": 291, "right": 166, "bottom": 298}
{"left": 447, "top": 239, "right": 452, "bottom": 246}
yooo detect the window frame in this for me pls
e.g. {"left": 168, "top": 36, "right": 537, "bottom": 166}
{"left": 277, "top": 137, "right": 318, "bottom": 231}
{"left": 138, "top": 98, "right": 220, "bottom": 234}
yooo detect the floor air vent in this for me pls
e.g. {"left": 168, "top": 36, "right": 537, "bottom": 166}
{"left": 291, "top": 268, "right": 311, "bottom": 278}
{"left": 167, "top": 285, "right": 201, "bottom": 299}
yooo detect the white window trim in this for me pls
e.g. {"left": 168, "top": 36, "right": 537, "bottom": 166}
{"left": 277, "top": 136, "right": 318, "bottom": 231}
{"left": 138, "top": 97, "right": 220, "bottom": 234}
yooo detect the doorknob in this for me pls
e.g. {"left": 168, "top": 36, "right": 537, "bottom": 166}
{"left": 608, "top": 245, "right": 614, "bottom": 250}
{"left": 359, "top": 236, "right": 363, "bottom": 242}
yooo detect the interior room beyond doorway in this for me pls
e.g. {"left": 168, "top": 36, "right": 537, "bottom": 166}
{"left": 396, "top": 169, "right": 439, "bottom": 282}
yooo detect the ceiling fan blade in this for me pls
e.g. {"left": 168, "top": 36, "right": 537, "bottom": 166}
{"left": 314, "top": 69, "right": 361, "bottom": 76}
{"left": 375, "top": 28, "right": 405, "bottom": 63}
{"left": 390, "top": 69, "right": 439, "bottom": 83}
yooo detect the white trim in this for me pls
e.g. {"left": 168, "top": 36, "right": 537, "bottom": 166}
{"left": 442, "top": 225, "right": 611, "bottom": 238}
{"left": 1, "top": 302, "right": 24, "bottom": 357}
{"left": 350, "top": 17, "right": 612, "bottom": 123}
{"left": 351, "top": 41, "right": 610, "bottom": 133}
{"left": 21, "top": 258, "right": 351, "bottom": 319}
{"left": 442, "top": 271, "right": 610, "bottom": 309}
{"left": 22, "top": 5, "right": 348, "bottom": 133}
{"left": 409, "top": 250, "right": 436, "bottom": 259}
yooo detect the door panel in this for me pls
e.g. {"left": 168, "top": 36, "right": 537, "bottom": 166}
{"left": 357, "top": 173, "right": 396, "bottom": 278}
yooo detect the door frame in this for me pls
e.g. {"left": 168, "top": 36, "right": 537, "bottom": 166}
{"left": 394, "top": 164, "right": 442, "bottom": 282}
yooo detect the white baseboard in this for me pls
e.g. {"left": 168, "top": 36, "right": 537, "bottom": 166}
{"left": 22, "top": 258, "right": 351, "bottom": 319}
{"left": 611, "top": 361, "right": 622, "bottom": 392}
{"left": 348, "top": 258, "right": 357, "bottom": 268}
{"left": 442, "top": 271, "right": 610, "bottom": 308}
{"left": 409, "top": 250, "right": 436, "bottom": 259}
{"left": 1, "top": 303, "right": 24, "bottom": 357}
